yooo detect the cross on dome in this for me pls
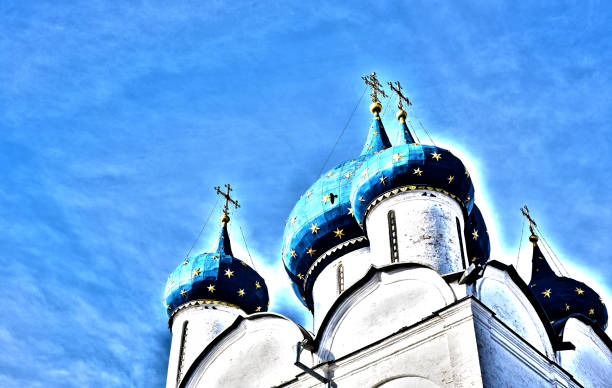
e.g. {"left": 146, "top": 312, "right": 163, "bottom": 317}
{"left": 361, "top": 72, "right": 388, "bottom": 104}
{"left": 388, "top": 80, "right": 412, "bottom": 110}
{"left": 215, "top": 184, "right": 240, "bottom": 223}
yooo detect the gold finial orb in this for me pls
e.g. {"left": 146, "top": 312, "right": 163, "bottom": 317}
{"left": 529, "top": 234, "right": 539, "bottom": 245}
{"left": 396, "top": 109, "right": 407, "bottom": 121}
{"left": 370, "top": 101, "right": 382, "bottom": 114}
{"left": 220, "top": 214, "right": 230, "bottom": 225}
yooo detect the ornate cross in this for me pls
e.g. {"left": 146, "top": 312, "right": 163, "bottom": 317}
{"left": 361, "top": 72, "right": 388, "bottom": 103}
{"left": 520, "top": 205, "right": 537, "bottom": 235}
{"left": 388, "top": 81, "right": 412, "bottom": 110}
{"left": 214, "top": 184, "right": 240, "bottom": 216}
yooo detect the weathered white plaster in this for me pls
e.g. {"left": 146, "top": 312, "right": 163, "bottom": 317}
{"left": 559, "top": 318, "right": 612, "bottom": 387}
{"left": 165, "top": 303, "right": 243, "bottom": 388}
{"left": 183, "top": 314, "right": 311, "bottom": 388}
{"left": 471, "top": 300, "right": 581, "bottom": 388}
{"left": 281, "top": 299, "right": 582, "bottom": 388}
{"left": 476, "top": 263, "right": 554, "bottom": 357}
{"left": 365, "top": 190, "right": 468, "bottom": 275}
{"left": 311, "top": 247, "right": 371, "bottom": 332}
{"left": 317, "top": 265, "right": 456, "bottom": 362}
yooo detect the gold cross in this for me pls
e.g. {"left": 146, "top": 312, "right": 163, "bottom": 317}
{"left": 520, "top": 205, "right": 537, "bottom": 235}
{"left": 388, "top": 81, "right": 412, "bottom": 110}
{"left": 361, "top": 72, "right": 388, "bottom": 103}
{"left": 214, "top": 184, "right": 240, "bottom": 216}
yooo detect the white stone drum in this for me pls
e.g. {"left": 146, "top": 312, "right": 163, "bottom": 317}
{"left": 365, "top": 189, "right": 468, "bottom": 275}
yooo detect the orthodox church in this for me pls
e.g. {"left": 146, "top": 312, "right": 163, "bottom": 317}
{"left": 162, "top": 74, "right": 611, "bottom": 387}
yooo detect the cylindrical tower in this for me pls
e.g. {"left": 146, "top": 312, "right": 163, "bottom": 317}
{"left": 281, "top": 75, "right": 490, "bottom": 330}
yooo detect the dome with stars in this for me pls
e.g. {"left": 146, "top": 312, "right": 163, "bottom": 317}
{"left": 464, "top": 204, "right": 490, "bottom": 267}
{"left": 282, "top": 78, "right": 493, "bottom": 308}
{"left": 349, "top": 110, "right": 475, "bottom": 228}
{"left": 164, "top": 214, "right": 269, "bottom": 318}
{"left": 527, "top": 234, "right": 608, "bottom": 333}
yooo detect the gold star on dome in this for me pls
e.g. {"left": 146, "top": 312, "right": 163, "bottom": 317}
{"left": 193, "top": 268, "right": 202, "bottom": 277}
{"left": 326, "top": 171, "right": 334, "bottom": 177}
{"left": 392, "top": 153, "right": 405, "bottom": 162}
{"left": 413, "top": 167, "right": 423, "bottom": 176}
{"left": 166, "top": 304, "right": 171, "bottom": 310}
{"left": 542, "top": 289, "right": 552, "bottom": 298}
{"left": 530, "top": 284, "right": 536, "bottom": 288}
{"left": 207, "top": 284, "right": 215, "bottom": 293}
{"left": 306, "top": 247, "right": 316, "bottom": 257}
{"left": 465, "top": 168, "right": 470, "bottom": 177}
{"left": 297, "top": 273, "right": 304, "bottom": 279}
{"left": 589, "top": 308, "right": 595, "bottom": 315}
{"left": 471, "top": 257, "right": 478, "bottom": 262}
{"left": 290, "top": 249, "right": 297, "bottom": 258}
{"left": 347, "top": 207, "right": 354, "bottom": 216}
{"left": 255, "top": 281, "right": 261, "bottom": 289}
{"left": 240, "top": 261, "right": 247, "bottom": 266}
{"left": 322, "top": 194, "right": 330, "bottom": 204}
{"left": 309, "top": 223, "right": 320, "bottom": 234}
{"left": 565, "top": 304, "right": 571, "bottom": 311}
{"left": 472, "top": 230, "right": 479, "bottom": 240}
{"left": 255, "top": 306, "right": 262, "bottom": 312}
{"left": 431, "top": 152, "right": 442, "bottom": 161}
{"left": 466, "top": 195, "right": 471, "bottom": 203}
{"left": 368, "top": 145, "right": 373, "bottom": 150}
{"left": 180, "top": 289, "right": 187, "bottom": 298}
{"left": 345, "top": 171, "right": 353, "bottom": 178}
{"left": 359, "top": 196, "right": 365, "bottom": 203}
{"left": 447, "top": 176, "right": 454, "bottom": 184}
{"left": 237, "top": 289, "right": 245, "bottom": 297}
{"left": 372, "top": 131, "right": 379, "bottom": 135}
{"left": 183, "top": 259, "right": 189, "bottom": 265}
{"left": 290, "top": 216, "right": 297, "bottom": 225}
{"left": 224, "top": 269, "right": 234, "bottom": 278}
{"left": 334, "top": 228, "right": 345, "bottom": 239}
{"left": 379, "top": 175, "right": 388, "bottom": 185}
{"left": 576, "top": 287, "right": 585, "bottom": 295}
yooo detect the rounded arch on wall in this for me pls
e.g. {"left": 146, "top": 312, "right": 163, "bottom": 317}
{"left": 374, "top": 375, "right": 442, "bottom": 388}
{"left": 315, "top": 263, "right": 456, "bottom": 361}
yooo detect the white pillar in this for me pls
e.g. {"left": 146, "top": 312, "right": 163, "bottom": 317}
{"left": 365, "top": 189, "right": 468, "bottom": 274}
{"left": 165, "top": 303, "right": 244, "bottom": 388}
{"left": 311, "top": 247, "right": 371, "bottom": 332}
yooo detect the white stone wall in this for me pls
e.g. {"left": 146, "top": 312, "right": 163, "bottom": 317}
{"left": 282, "top": 299, "right": 484, "bottom": 388}
{"left": 365, "top": 190, "right": 467, "bottom": 275}
{"left": 280, "top": 299, "right": 582, "bottom": 388}
{"left": 472, "top": 301, "right": 579, "bottom": 388}
{"left": 165, "top": 303, "right": 243, "bottom": 388}
{"left": 476, "top": 264, "right": 554, "bottom": 357}
{"left": 183, "top": 314, "right": 311, "bottom": 388}
{"left": 559, "top": 318, "right": 612, "bottom": 387}
{"left": 311, "top": 247, "right": 372, "bottom": 332}
{"left": 317, "top": 266, "right": 456, "bottom": 362}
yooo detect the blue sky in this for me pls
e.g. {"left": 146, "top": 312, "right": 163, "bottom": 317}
{"left": 1, "top": 1, "right": 611, "bottom": 386}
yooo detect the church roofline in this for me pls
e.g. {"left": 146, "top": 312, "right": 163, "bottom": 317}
{"left": 484, "top": 260, "right": 574, "bottom": 351}
{"left": 178, "top": 312, "right": 313, "bottom": 388}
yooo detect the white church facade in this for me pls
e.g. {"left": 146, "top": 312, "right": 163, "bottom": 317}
{"left": 161, "top": 74, "right": 611, "bottom": 387}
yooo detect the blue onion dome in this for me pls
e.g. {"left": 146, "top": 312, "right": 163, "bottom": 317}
{"left": 350, "top": 110, "right": 475, "bottom": 228}
{"left": 164, "top": 214, "right": 269, "bottom": 318}
{"left": 528, "top": 234, "right": 608, "bottom": 333}
{"left": 465, "top": 204, "right": 490, "bottom": 266}
{"left": 281, "top": 104, "right": 390, "bottom": 309}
